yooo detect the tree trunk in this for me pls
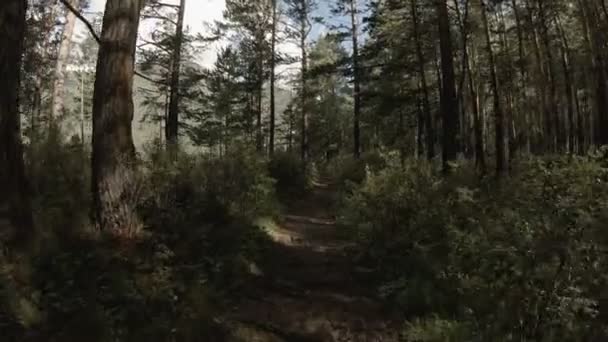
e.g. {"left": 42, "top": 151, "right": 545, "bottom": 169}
{"left": 51, "top": 0, "right": 78, "bottom": 123}
{"left": 554, "top": 14, "right": 576, "bottom": 153}
{"left": 269, "top": 0, "right": 277, "bottom": 156}
{"left": 537, "top": 0, "right": 561, "bottom": 152}
{"left": 300, "top": 0, "right": 309, "bottom": 163}
{"left": 166, "top": 0, "right": 186, "bottom": 149}
{"left": 480, "top": 0, "right": 508, "bottom": 176}
{"left": 512, "top": 0, "right": 531, "bottom": 154}
{"left": 436, "top": 0, "right": 460, "bottom": 173}
{"left": 350, "top": 0, "right": 362, "bottom": 159}
{"left": 524, "top": 0, "right": 547, "bottom": 152}
{"left": 411, "top": 0, "right": 435, "bottom": 160}
{"left": 91, "top": 0, "right": 143, "bottom": 238}
{"left": 582, "top": 0, "right": 608, "bottom": 146}
{"left": 0, "top": 0, "right": 33, "bottom": 242}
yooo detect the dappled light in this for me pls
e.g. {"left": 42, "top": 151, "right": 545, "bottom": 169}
{"left": 2, "top": 0, "right": 608, "bottom": 341}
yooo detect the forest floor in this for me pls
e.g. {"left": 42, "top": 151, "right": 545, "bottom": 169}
{"left": 221, "top": 179, "right": 403, "bottom": 341}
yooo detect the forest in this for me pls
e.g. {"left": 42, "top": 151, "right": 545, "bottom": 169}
{"left": 1, "top": 0, "right": 608, "bottom": 340}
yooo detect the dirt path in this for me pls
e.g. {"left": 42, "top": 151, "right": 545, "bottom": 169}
{"left": 222, "top": 181, "right": 402, "bottom": 342}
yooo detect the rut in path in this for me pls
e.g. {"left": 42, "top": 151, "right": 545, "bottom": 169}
{"left": 223, "top": 180, "right": 402, "bottom": 342}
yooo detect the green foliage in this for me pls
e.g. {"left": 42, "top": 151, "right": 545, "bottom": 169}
{"left": 327, "top": 151, "right": 387, "bottom": 186}
{"left": 27, "top": 128, "right": 91, "bottom": 237}
{"left": 268, "top": 152, "right": 308, "bottom": 197}
{"left": 340, "top": 156, "right": 608, "bottom": 340}
{"left": 1, "top": 140, "right": 278, "bottom": 340}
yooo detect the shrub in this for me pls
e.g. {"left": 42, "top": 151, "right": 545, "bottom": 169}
{"left": 268, "top": 151, "right": 308, "bottom": 197}
{"left": 340, "top": 156, "right": 608, "bottom": 340}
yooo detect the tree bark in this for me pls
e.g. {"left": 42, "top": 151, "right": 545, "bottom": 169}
{"left": 554, "top": 14, "right": 577, "bottom": 153}
{"left": 0, "top": 0, "right": 33, "bottom": 242}
{"left": 350, "top": 0, "right": 362, "bottom": 159}
{"left": 411, "top": 0, "right": 435, "bottom": 160}
{"left": 537, "top": 0, "right": 561, "bottom": 152}
{"left": 91, "top": 0, "right": 143, "bottom": 238}
{"left": 166, "top": 0, "right": 186, "bottom": 149}
{"left": 436, "top": 0, "right": 460, "bottom": 173}
{"left": 511, "top": 0, "right": 531, "bottom": 154}
{"left": 480, "top": 0, "right": 508, "bottom": 176}
{"left": 51, "top": 0, "right": 79, "bottom": 123}
{"left": 300, "top": 0, "right": 309, "bottom": 163}
{"left": 269, "top": 0, "right": 277, "bottom": 156}
{"left": 524, "top": 0, "right": 548, "bottom": 152}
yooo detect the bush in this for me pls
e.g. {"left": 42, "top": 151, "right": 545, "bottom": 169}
{"left": 340, "top": 156, "right": 608, "bottom": 340}
{"left": 268, "top": 152, "right": 308, "bottom": 197}
{"left": 1, "top": 140, "right": 277, "bottom": 341}
{"left": 327, "top": 151, "right": 388, "bottom": 187}
{"left": 27, "top": 129, "right": 91, "bottom": 238}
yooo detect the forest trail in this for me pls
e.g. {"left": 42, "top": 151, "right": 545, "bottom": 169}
{"left": 222, "top": 178, "right": 402, "bottom": 342}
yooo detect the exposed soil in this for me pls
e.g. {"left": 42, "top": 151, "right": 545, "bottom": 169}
{"left": 221, "top": 181, "right": 402, "bottom": 342}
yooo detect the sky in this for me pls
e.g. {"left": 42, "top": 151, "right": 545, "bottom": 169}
{"left": 85, "top": 0, "right": 227, "bottom": 67}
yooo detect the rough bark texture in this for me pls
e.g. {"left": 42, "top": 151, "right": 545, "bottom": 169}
{"left": 51, "top": 0, "right": 78, "bottom": 122}
{"left": 166, "top": 0, "right": 186, "bottom": 148}
{"left": 436, "top": 0, "right": 460, "bottom": 172}
{"left": 0, "top": 0, "right": 33, "bottom": 241}
{"left": 91, "top": 0, "right": 143, "bottom": 237}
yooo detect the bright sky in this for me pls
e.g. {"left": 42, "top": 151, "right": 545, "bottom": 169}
{"left": 86, "top": 0, "right": 227, "bottom": 67}
{"left": 84, "top": 0, "right": 335, "bottom": 65}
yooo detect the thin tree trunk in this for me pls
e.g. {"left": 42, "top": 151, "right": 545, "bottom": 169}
{"left": 412, "top": 0, "right": 435, "bottom": 160}
{"left": 467, "top": 34, "right": 486, "bottom": 172}
{"left": 300, "top": 0, "right": 309, "bottom": 164}
{"left": 524, "top": 0, "right": 547, "bottom": 152}
{"left": 512, "top": 0, "right": 531, "bottom": 154}
{"left": 350, "top": 0, "right": 362, "bottom": 159}
{"left": 437, "top": 0, "right": 460, "bottom": 173}
{"left": 0, "top": 0, "right": 33, "bottom": 242}
{"left": 554, "top": 14, "right": 576, "bottom": 153}
{"left": 453, "top": 0, "right": 470, "bottom": 154}
{"left": 583, "top": 0, "right": 608, "bottom": 145}
{"left": 537, "top": 0, "right": 561, "bottom": 152}
{"left": 166, "top": 0, "right": 186, "bottom": 149}
{"left": 480, "top": 0, "right": 508, "bottom": 176}
{"left": 51, "top": 0, "right": 79, "bottom": 123}
{"left": 91, "top": 0, "right": 143, "bottom": 237}
{"left": 269, "top": 0, "right": 277, "bottom": 156}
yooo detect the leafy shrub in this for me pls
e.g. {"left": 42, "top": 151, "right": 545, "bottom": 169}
{"left": 268, "top": 151, "right": 308, "bottom": 197}
{"left": 327, "top": 151, "right": 388, "bottom": 186}
{"left": 341, "top": 156, "right": 608, "bottom": 340}
{"left": 27, "top": 128, "right": 91, "bottom": 237}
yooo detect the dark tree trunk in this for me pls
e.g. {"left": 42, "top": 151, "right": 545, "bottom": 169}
{"left": 436, "top": 0, "right": 460, "bottom": 172}
{"left": 537, "top": 0, "right": 561, "bottom": 152}
{"left": 91, "top": 0, "right": 143, "bottom": 238}
{"left": 269, "top": 0, "right": 277, "bottom": 156}
{"left": 300, "top": 0, "right": 309, "bottom": 163}
{"left": 0, "top": 0, "right": 33, "bottom": 242}
{"left": 480, "top": 0, "right": 508, "bottom": 176}
{"left": 166, "top": 0, "right": 186, "bottom": 149}
{"left": 411, "top": 0, "right": 435, "bottom": 160}
{"left": 554, "top": 15, "right": 576, "bottom": 153}
{"left": 512, "top": 0, "right": 531, "bottom": 154}
{"left": 350, "top": 0, "right": 362, "bottom": 159}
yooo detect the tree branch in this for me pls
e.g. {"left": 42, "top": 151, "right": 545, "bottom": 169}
{"left": 58, "top": 0, "right": 100, "bottom": 43}
{"left": 59, "top": 0, "right": 167, "bottom": 86}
